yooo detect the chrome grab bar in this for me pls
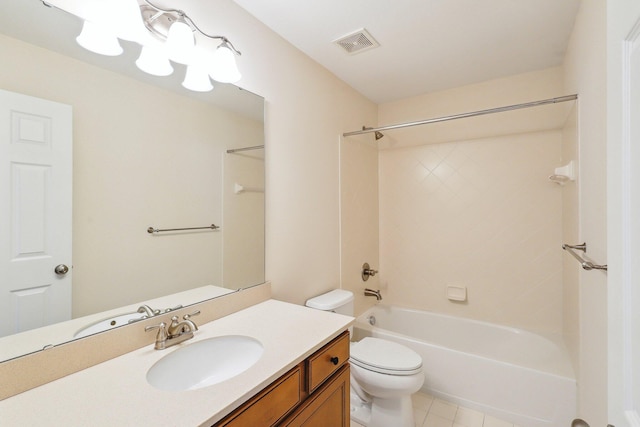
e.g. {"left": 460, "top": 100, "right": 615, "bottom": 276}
{"left": 147, "top": 224, "right": 220, "bottom": 234}
{"left": 562, "top": 243, "right": 608, "bottom": 271}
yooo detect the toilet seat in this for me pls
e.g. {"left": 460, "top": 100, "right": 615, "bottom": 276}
{"left": 350, "top": 337, "right": 422, "bottom": 376}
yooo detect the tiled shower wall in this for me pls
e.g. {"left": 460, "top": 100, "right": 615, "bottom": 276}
{"left": 379, "top": 130, "right": 564, "bottom": 335}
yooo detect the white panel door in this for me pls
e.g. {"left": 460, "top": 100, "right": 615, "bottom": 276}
{"left": 622, "top": 24, "right": 640, "bottom": 425}
{"left": 0, "top": 89, "right": 72, "bottom": 338}
{"left": 609, "top": 3, "right": 640, "bottom": 426}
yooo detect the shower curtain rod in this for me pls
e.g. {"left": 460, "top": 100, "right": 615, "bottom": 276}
{"left": 342, "top": 94, "right": 578, "bottom": 138}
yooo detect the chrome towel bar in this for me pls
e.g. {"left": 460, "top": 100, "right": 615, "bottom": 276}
{"left": 147, "top": 224, "right": 220, "bottom": 234}
{"left": 562, "top": 243, "right": 607, "bottom": 271}
{"left": 226, "top": 145, "right": 264, "bottom": 154}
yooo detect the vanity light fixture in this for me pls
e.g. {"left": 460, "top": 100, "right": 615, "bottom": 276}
{"left": 76, "top": 20, "right": 124, "bottom": 56}
{"left": 54, "top": 0, "right": 242, "bottom": 91}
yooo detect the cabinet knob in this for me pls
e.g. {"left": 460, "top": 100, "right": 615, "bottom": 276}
{"left": 330, "top": 356, "right": 339, "bottom": 365}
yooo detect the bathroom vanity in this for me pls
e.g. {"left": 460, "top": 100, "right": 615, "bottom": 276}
{"left": 217, "top": 331, "right": 350, "bottom": 426}
{"left": 0, "top": 299, "right": 353, "bottom": 426}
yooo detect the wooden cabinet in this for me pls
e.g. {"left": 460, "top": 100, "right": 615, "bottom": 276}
{"left": 216, "top": 365, "right": 304, "bottom": 427}
{"left": 214, "top": 331, "right": 350, "bottom": 427}
{"left": 281, "top": 365, "right": 349, "bottom": 427}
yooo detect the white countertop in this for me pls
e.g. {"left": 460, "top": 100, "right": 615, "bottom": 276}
{"left": 0, "top": 299, "right": 353, "bottom": 426}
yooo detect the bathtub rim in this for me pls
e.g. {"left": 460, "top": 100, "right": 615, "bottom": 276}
{"left": 354, "top": 303, "right": 576, "bottom": 380}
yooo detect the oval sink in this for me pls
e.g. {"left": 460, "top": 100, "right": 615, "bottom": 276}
{"left": 146, "top": 335, "right": 264, "bottom": 391}
{"left": 74, "top": 312, "right": 146, "bottom": 338}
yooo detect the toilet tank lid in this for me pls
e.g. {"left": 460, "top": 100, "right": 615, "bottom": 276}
{"left": 305, "top": 289, "right": 354, "bottom": 310}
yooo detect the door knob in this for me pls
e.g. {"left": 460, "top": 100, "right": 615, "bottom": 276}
{"left": 54, "top": 264, "right": 69, "bottom": 275}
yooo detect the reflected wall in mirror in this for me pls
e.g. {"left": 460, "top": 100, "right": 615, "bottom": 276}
{"left": 0, "top": 0, "right": 265, "bottom": 362}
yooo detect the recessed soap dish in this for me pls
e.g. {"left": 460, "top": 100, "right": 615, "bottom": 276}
{"left": 447, "top": 285, "right": 467, "bottom": 302}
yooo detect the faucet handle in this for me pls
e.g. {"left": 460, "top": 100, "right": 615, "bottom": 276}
{"left": 163, "top": 304, "right": 183, "bottom": 313}
{"left": 183, "top": 310, "right": 200, "bottom": 321}
{"left": 145, "top": 322, "right": 167, "bottom": 333}
{"left": 145, "top": 322, "right": 168, "bottom": 347}
{"left": 362, "top": 262, "right": 379, "bottom": 281}
{"left": 169, "top": 315, "right": 181, "bottom": 328}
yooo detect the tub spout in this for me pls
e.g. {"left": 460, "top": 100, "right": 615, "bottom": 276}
{"left": 364, "top": 288, "right": 382, "bottom": 301}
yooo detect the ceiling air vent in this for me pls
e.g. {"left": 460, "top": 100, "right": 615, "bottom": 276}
{"left": 334, "top": 29, "right": 379, "bottom": 55}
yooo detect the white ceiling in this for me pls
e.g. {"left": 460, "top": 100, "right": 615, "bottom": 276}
{"left": 232, "top": 0, "right": 581, "bottom": 104}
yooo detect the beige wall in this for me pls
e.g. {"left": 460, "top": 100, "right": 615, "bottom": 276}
{"left": 375, "top": 68, "right": 570, "bottom": 335}
{"left": 340, "top": 134, "right": 380, "bottom": 315}
{"left": 223, "top": 147, "right": 265, "bottom": 290}
{"left": 1, "top": 0, "right": 378, "bottom": 315}
{"left": 377, "top": 67, "right": 567, "bottom": 148}
{"left": 378, "top": 131, "right": 564, "bottom": 335}
{"left": 0, "top": 34, "right": 263, "bottom": 317}
{"left": 562, "top": 0, "right": 608, "bottom": 424}
{"left": 212, "top": 1, "right": 378, "bottom": 304}
{"left": 561, "top": 105, "right": 580, "bottom": 371}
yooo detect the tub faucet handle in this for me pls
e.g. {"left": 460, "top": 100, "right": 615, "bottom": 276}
{"left": 362, "top": 262, "right": 378, "bottom": 281}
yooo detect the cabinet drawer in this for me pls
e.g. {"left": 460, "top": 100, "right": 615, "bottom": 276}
{"left": 217, "top": 365, "right": 302, "bottom": 427}
{"left": 306, "top": 331, "right": 350, "bottom": 393}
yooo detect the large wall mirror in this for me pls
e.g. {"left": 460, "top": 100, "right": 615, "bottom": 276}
{"left": 0, "top": 0, "right": 265, "bottom": 362}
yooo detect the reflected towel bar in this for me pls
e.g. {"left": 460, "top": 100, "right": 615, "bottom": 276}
{"left": 147, "top": 224, "right": 220, "bottom": 234}
{"left": 226, "top": 145, "right": 264, "bottom": 154}
{"left": 562, "top": 243, "right": 607, "bottom": 271}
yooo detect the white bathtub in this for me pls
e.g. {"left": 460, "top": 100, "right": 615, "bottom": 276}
{"left": 352, "top": 305, "right": 576, "bottom": 427}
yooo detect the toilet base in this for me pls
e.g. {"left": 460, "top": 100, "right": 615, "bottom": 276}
{"left": 350, "top": 391, "right": 371, "bottom": 425}
{"left": 350, "top": 390, "right": 415, "bottom": 427}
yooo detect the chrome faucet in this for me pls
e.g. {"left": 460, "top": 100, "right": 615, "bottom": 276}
{"left": 145, "top": 310, "right": 200, "bottom": 350}
{"left": 167, "top": 311, "right": 199, "bottom": 336}
{"left": 137, "top": 304, "right": 161, "bottom": 318}
{"left": 364, "top": 288, "right": 382, "bottom": 301}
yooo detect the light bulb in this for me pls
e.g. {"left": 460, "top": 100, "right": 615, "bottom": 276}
{"left": 166, "top": 19, "right": 195, "bottom": 64}
{"left": 136, "top": 45, "right": 174, "bottom": 76}
{"left": 208, "top": 43, "right": 241, "bottom": 83}
{"left": 182, "top": 65, "right": 213, "bottom": 92}
{"left": 76, "top": 20, "right": 123, "bottom": 56}
{"left": 109, "top": 0, "right": 148, "bottom": 42}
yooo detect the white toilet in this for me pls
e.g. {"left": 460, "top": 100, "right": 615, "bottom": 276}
{"left": 305, "top": 289, "right": 424, "bottom": 427}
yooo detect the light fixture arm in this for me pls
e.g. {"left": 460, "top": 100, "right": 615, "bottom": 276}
{"left": 143, "top": 0, "right": 241, "bottom": 56}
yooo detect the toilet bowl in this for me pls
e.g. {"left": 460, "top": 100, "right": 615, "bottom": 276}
{"left": 305, "top": 290, "right": 424, "bottom": 427}
{"left": 349, "top": 337, "right": 424, "bottom": 427}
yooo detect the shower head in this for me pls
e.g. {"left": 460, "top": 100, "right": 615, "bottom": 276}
{"left": 361, "top": 126, "right": 384, "bottom": 141}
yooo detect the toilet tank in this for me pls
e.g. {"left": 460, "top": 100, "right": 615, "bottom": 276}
{"left": 305, "top": 289, "right": 354, "bottom": 316}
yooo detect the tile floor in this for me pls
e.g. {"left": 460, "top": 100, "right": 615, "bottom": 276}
{"left": 350, "top": 392, "right": 522, "bottom": 427}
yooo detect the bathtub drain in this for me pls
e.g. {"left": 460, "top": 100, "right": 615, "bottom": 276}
{"left": 368, "top": 315, "right": 376, "bottom": 326}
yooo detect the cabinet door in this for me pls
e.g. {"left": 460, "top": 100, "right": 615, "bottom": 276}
{"left": 281, "top": 365, "right": 349, "bottom": 427}
{"left": 216, "top": 365, "right": 303, "bottom": 427}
